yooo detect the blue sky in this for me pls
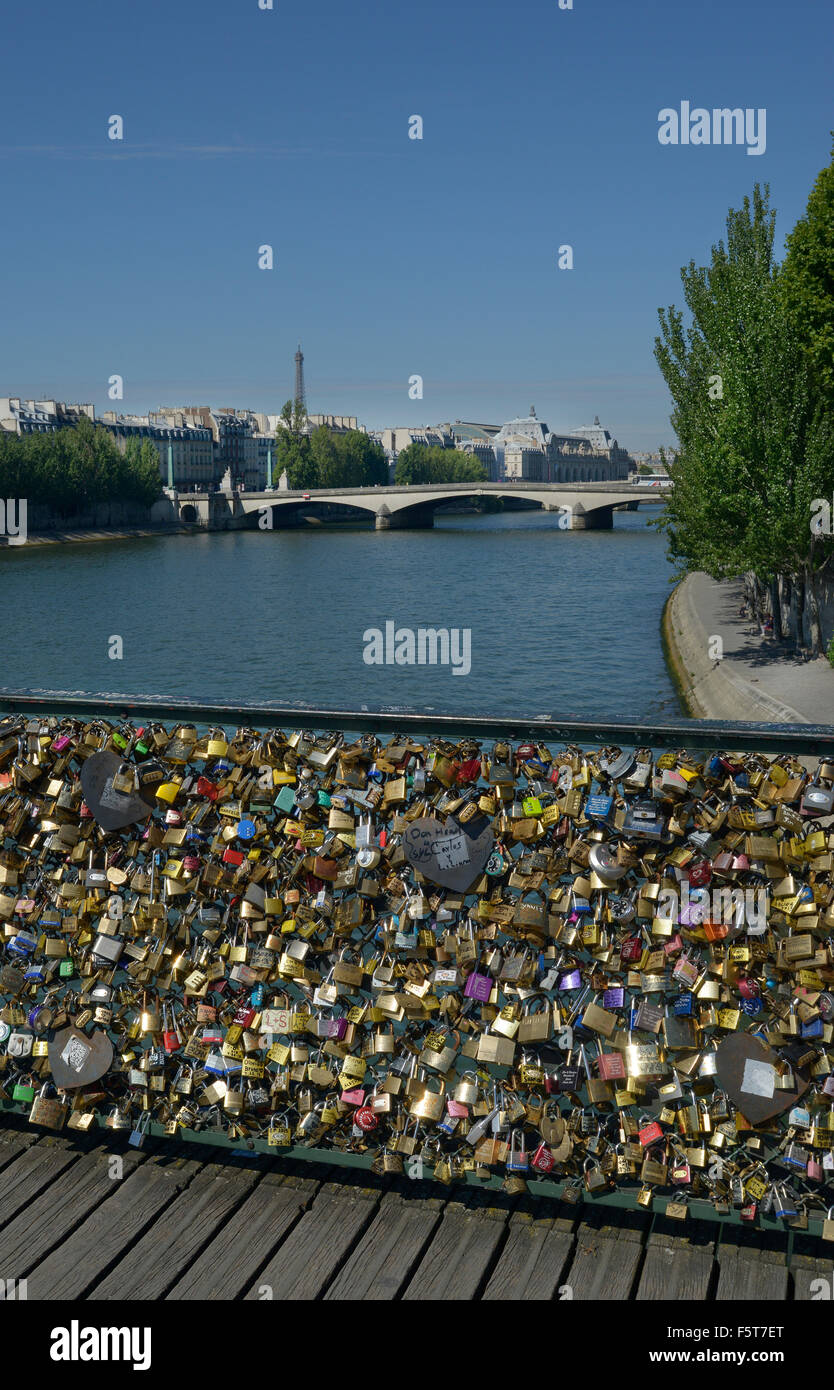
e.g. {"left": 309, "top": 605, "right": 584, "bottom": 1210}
{"left": 1, "top": 0, "right": 831, "bottom": 450}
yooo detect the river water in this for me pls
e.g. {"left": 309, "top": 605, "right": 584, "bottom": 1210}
{"left": 0, "top": 508, "right": 680, "bottom": 720}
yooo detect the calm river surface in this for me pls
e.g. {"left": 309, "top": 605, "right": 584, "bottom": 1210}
{"left": 0, "top": 509, "right": 680, "bottom": 720}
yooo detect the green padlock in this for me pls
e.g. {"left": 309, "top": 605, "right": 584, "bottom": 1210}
{"left": 59, "top": 958, "right": 74, "bottom": 978}
{"left": 12, "top": 1079, "right": 36, "bottom": 1103}
{"left": 274, "top": 785, "right": 296, "bottom": 814}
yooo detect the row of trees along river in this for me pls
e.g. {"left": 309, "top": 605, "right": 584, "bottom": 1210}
{"left": 654, "top": 140, "right": 834, "bottom": 656}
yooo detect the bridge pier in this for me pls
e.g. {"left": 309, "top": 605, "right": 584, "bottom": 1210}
{"left": 375, "top": 506, "right": 435, "bottom": 530}
{"left": 570, "top": 505, "right": 613, "bottom": 530}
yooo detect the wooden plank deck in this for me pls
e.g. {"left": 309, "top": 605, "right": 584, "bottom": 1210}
{"left": 1, "top": 1120, "right": 832, "bottom": 1300}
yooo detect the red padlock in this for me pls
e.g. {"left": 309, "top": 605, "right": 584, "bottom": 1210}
{"left": 196, "top": 776, "right": 218, "bottom": 801}
{"left": 620, "top": 937, "right": 643, "bottom": 963}
{"left": 223, "top": 847, "right": 244, "bottom": 866}
{"left": 597, "top": 1051, "right": 626, "bottom": 1081}
{"left": 688, "top": 859, "right": 712, "bottom": 888}
{"left": 161, "top": 1002, "right": 180, "bottom": 1053}
{"left": 638, "top": 1119, "right": 664, "bottom": 1147}
{"left": 354, "top": 1105, "right": 378, "bottom": 1133}
{"left": 530, "top": 1142, "right": 554, "bottom": 1174}
{"left": 456, "top": 758, "right": 481, "bottom": 784}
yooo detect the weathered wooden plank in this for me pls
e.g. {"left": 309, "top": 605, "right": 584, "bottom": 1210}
{"left": 636, "top": 1230, "right": 716, "bottom": 1302}
{"left": 0, "top": 1146, "right": 146, "bottom": 1281}
{"left": 26, "top": 1156, "right": 201, "bottom": 1300}
{"left": 324, "top": 1187, "right": 444, "bottom": 1301}
{"left": 242, "top": 1179, "right": 378, "bottom": 1301}
{"left": 0, "top": 1134, "right": 78, "bottom": 1230}
{"left": 169, "top": 1172, "right": 319, "bottom": 1301}
{"left": 791, "top": 1253, "right": 834, "bottom": 1301}
{"left": 716, "top": 1245, "right": 788, "bottom": 1301}
{"left": 89, "top": 1162, "right": 261, "bottom": 1300}
{"left": 0, "top": 1125, "right": 40, "bottom": 1173}
{"left": 482, "top": 1211, "right": 575, "bottom": 1300}
{"left": 403, "top": 1196, "right": 511, "bottom": 1301}
{"left": 559, "top": 1226, "right": 644, "bottom": 1301}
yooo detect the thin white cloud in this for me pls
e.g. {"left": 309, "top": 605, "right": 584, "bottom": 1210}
{"left": 0, "top": 143, "right": 391, "bottom": 161}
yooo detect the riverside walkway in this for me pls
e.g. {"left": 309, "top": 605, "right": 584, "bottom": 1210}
{"left": 666, "top": 574, "right": 834, "bottom": 724}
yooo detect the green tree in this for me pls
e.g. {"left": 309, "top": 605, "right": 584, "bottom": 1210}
{"left": 394, "top": 443, "right": 487, "bottom": 485}
{"left": 123, "top": 437, "right": 164, "bottom": 505}
{"left": 782, "top": 137, "right": 834, "bottom": 403}
{"left": 278, "top": 398, "right": 308, "bottom": 440}
{"left": 309, "top": 426, "right": 345, "bottom": 487}
{"left": 339, "top": 430, "right": 388, "bottom": 486}
{"left": 655, "top": 184, "right": 834, "bottom": 653}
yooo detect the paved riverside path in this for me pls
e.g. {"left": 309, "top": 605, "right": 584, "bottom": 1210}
{"left": 1, "top": 1119, "right": 831, "bottom": 1301}
{"left": 666, "top": 573, "right": 834, "bottom": 724}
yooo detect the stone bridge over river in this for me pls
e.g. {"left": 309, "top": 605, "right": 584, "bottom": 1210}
{"left": 168, "top": 481, "right": 670, "bottom": 531}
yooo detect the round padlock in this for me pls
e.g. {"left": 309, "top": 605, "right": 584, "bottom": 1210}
{"left": 609, "top": 893, "right": 636, "bottom": 924}
{"left": 27, "top": 1004, "right": 53, "bottom": 1033}
{"left": 818, "top": 992, "right": 834, "bottom": 1023}
{"left": 588, "top": 842, "right": 628, "bottom": 884}
{"left": 354, "top": 1105, "right": 378, "bottom": 1132}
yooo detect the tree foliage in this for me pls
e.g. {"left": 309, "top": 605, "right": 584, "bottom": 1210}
{"left": 0, "top": 418, "right": 163, "bottom": 516}
{"left": 781, "top": 137, "right": 834, "bottom": 403}
{"left": 654, "top": 182, "right": 834, "bottom": 651}
{"left": 274, "top": 407, "right": 388, "bottom": 490}
{"left": 393, "top": 443, "right": 487, "bottom": 485}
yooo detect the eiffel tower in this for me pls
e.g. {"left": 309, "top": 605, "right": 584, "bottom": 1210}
{"left": 294, "top": 344, "right": 306, "bottom": 411}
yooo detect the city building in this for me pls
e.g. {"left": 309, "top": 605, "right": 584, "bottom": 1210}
{"left": 0, "top": 398, "right": 95, "bottom": 434}
{"left": 480, "top": 409, "right": 633, "bottom": 482}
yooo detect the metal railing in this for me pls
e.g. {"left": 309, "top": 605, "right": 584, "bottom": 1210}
{"left": 1, "top": 687, "right": 833, "bottom": 1237}
{"left": 2, "top": 687, "right": 834, "bottom": 754}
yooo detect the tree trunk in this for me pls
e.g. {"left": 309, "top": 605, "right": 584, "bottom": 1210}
{"left": 779, "top": 573, "right": 793, "bottom": 641}
{"left": 806, "top": 566, "right": 823, "bottom": 656}
{"left": 792, "top": 571, "right": 806, "bottom": 652}
{"left": 769, "top": 575, "right": 782, "bottom": 640}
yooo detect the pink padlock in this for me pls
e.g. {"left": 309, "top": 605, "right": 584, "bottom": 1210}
{"left": 738, "top": 976, "right": 759, "bottom": 1000}
{"left": 340, "top": 1087, "right": 365, "bottom": 1106}
{"left": 446, "top": 1099, "right": 469, "bottom": 1119}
